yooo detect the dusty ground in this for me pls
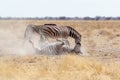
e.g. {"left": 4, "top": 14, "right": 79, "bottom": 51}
{"left": 0, "top": 20, "right": 120, "bottom": 80}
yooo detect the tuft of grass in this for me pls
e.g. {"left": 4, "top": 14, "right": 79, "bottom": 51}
{"left": 0, "top": 55, "right": 120, "bottom": 80}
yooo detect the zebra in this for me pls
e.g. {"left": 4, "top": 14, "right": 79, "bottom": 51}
{"left": 23, "top": 26, "right": 73, "bottom": 55}
{"left": 34, "top": 39, "right": 73, "bottom": 55}
{"left": 24, "top": 24, "right": 82, "bottom": 54}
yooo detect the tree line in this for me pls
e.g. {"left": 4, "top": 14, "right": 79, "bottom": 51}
{"left": 0, "top": 16, "right": 120, "bottom": 20}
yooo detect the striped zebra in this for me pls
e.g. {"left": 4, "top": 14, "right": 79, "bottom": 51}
{"left": 24, "top": 26, "right": 72, "bottom": 55}
{"left": 24, "top": 24, "right": 82, "bottom": 54}
{"left": 34, "top": 39, "right": 73, "bottom": 55}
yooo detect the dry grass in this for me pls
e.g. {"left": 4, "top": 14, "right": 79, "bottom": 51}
{"left": 0, "top": 55, "right": 120, "bottom": 80}
{"left": 0, "top": 20, "right": 120, "bottom": 80}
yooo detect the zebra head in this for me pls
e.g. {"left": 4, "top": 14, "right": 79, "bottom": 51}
{"left": 73, "top": 43, "right": 82, "bottom": 54}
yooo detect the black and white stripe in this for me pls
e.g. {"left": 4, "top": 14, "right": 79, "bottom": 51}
{"left": 24, "top": 24, "right": 82, "bottom": 54}
{"left": 34, "top": 39, "right": 73, "bottom": 55}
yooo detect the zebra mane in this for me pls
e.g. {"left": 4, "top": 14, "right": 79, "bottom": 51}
{"left": 44, "top": 24, "right": 57, "bottom": 26}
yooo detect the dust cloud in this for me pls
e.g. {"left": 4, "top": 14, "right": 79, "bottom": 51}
{"left": 0, "top": 20, "right": 88, "bottom": 56}
{"left": 0, "top": 21, "right": 35, "bottom": 56}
